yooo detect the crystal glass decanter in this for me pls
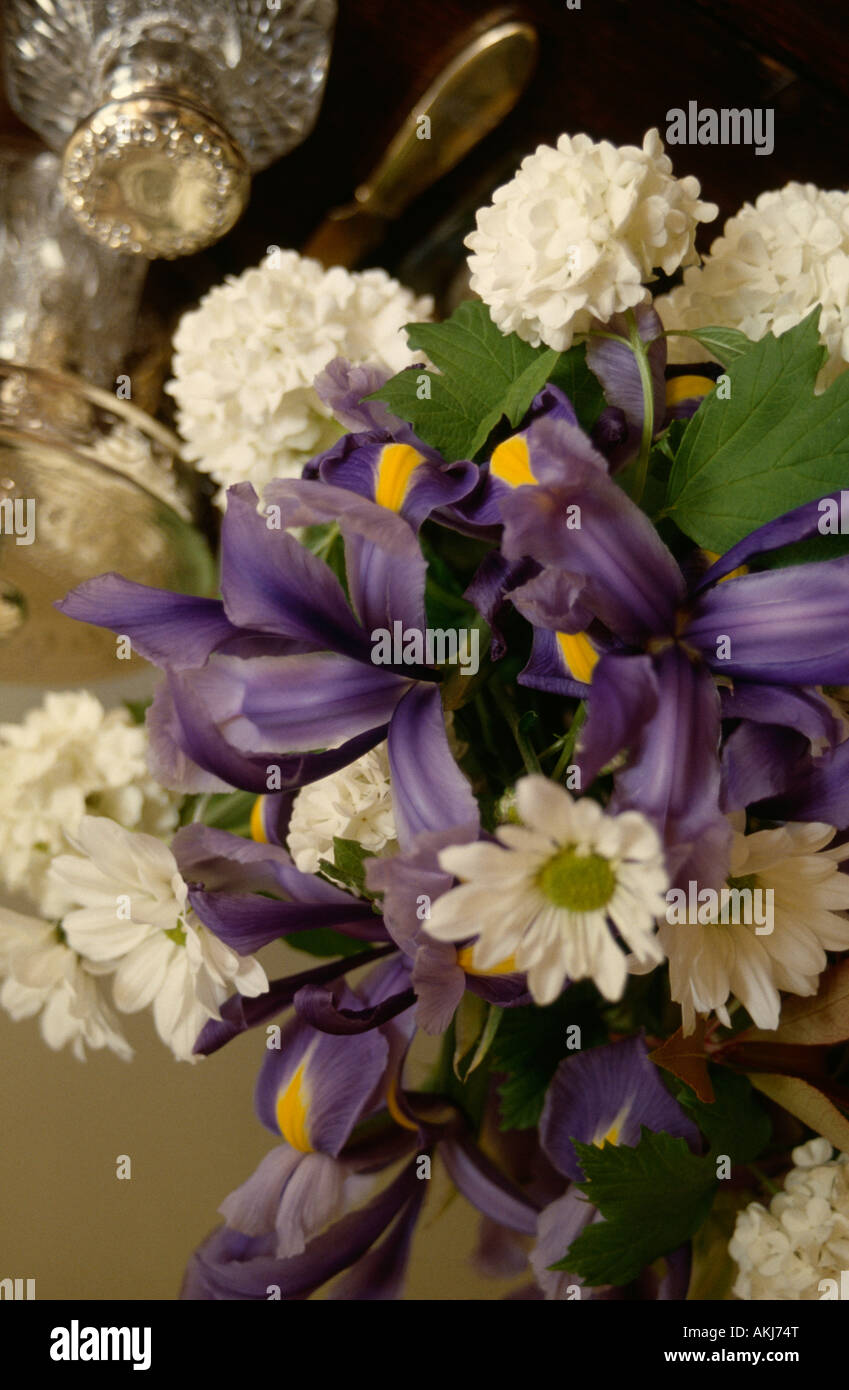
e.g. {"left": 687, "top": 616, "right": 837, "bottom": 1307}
{"left": 0, "top": 143, "right": 213, "bottom": 693}
{"left": 3, "top": 0, "right": 337, "bottom": 259}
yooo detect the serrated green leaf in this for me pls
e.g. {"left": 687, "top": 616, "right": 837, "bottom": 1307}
{"left": 552, "top": 1129, "right": 717, "bottom": 1286}
{"left": 667, "top": 310, "right": 849, "bottom": 553}
{"left": 317, "top": 837, "right": 376, "bottom": 898}
{"left": 677, "top": 1068, "right": 771, "bottom": 1165}
{"left": 667, "top": 325, "right": 755, "bottom": 367}
{"left": 332, "top": 836, "right": 373, "bottom": 892}
{"left": 490, "top": 986, "right": 608, "bottom": 1130}
{"left": 548, "top": 344, "right": 606, "bottom": 430}
{"left": 369, "top": 303, "right": 603, "bottom": 461}
{"left": 501, "top": 349, "right": 562, "bottom": 430}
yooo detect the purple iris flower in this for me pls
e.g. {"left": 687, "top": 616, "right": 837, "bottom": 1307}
{"left": 307, "top": 357, "right": 479, "bottom": 528}
{"left": 182, "top": 1157, "right": 426, "bottom": 1300}
{"left": 213, "top": 953, "right": 415, "bottom": 1261}
{"left": 498, "top": 433, "right": 849, "bottom": 888}
{"left": 175, "top": 824, "right": 419, "bottom": 1053}
{"left": 585, "top": 305, "right": 667, "bottom": 471}
{"left": 57, "top": 482, "right": 479, "bottom": 841}
{"left": 533, "top": 1035, "right": 699, "bottom": 1299}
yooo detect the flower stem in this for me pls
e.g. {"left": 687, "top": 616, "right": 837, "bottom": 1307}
{"left": 576, "top": 329, "right": 631, "bottom": 347}
{"left": 551, "top": 702, "right": 585, "bottom": 783}
{"left": 490, "top": 682, "right": 541, "bottom": 775}
{"left": 747, "top": 1162, "right": 780, "bottom": 1197}
{"left": 625, "top": 308, "right": 656, "bottom": 506}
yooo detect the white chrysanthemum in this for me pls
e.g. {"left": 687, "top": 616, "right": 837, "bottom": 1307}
{"left": 662, "top": 821, "right": 849, "bottom": 1035}
{"left": 286, "top": 743, "right": 397, "bottom": 876}
{"left": 424, "top": 775, "right": 668, "bottom": 1005}
{"left": 0, "top": 906, "right": 132, "bottom": 1061}
{"left": 48, "top": 817, "right": 268, "bottom": 1062}
{"left": 465, "top": 128, "right": 717, "bottom": 351}
{"left": 0, "top": 691, "right": 180, "bottom": 911}
{"left": 658, "top": 183, "right": 849, "bottom": 389}
{"left": 166, "top": 250, "right": 433, "bottom": 504}
{"left": 730, "top": 1138, "right": 849, "bottom": 1299}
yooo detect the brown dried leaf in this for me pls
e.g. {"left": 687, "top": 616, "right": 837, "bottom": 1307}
{"left": 739, "top": 959, "right": 849, "bottom": 1047}
{"left": 649, "top": 1020, "right": 715, "bottom": 1103}
{"left": 746, "top": 1073, "right": 849, "bottom": 1153}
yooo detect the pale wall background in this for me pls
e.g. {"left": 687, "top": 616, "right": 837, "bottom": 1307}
{"left": 0, "top": 673, "right": 521, "bottom": 1302}
{"left": 0, "top": 997, "right": 519, "bottom": 1300}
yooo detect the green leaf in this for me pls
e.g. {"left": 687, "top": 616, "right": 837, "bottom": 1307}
{"left": 552, "top": 1129, "right": 717, "bottom": 1286}
{"left": 677, "top": 1068, "right": 772, "bottom": 1164}
{"left": 123, "top": 698, "right": 151, "bottom": 725}
{"left": 548, "top": 344, "right": 606, "bottom": 430}
{"left": 667, "top": 310, "right": 849, "bottom": 553}
{"left": 666, "top": 325, "right": 755, "bottom": 367}
{"left": 453, "top": 997, "right": 503, "bottom": 1082}
{"left": 654, "top": 417, "right": 689, "bottom": 462}
{"left": 369, "top": 303, "right": 603, "bottom": 460}
{"left": 317, "top": 837, "right": 376, "bottom": 898}
{"left": 286, "top": 928, "right": 374, "bottom": 958}
{"left": 198, "top": 790, "right": 257, "bottom": 835}
{"left": 490, "top": 986, "right": 607, "bottom": 1130}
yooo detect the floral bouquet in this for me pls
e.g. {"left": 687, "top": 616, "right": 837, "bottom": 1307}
{"left": 6, "top": 127, "right": 849, "bottom": 1302}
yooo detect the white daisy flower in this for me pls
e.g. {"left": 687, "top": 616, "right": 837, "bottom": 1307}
{"left": 0, "top": 690, "right": 180, "bottom": 911}
{"left": 166, "top": 250, "right": 432, "bottom": 504}
{"left": 48, "top": 817, "right": 268, "bottom": 1062}
{"left": 662, "top": 821, "right": 849, "bottom": 1034}
{"left": 286, "top": 742, "right": 397, "bottom": 876}
{"left": 730, "top": 1138, "right": 849, "bottom": 1300}
{"left": 424, "top": 775, "right": 668, "bottom": 1005}
{"left": 0, "top": 906, "right": 132, "bottom": 1062}
{"left": 658, "top": 182, "right": 849, "bottom": 390}
{"left": 465, "top": 128, "right": 716, "bottom": 351}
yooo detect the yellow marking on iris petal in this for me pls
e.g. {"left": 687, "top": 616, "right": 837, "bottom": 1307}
{"left": 386, "top": 1073, "right": 419, "bottom": 1132}
{"left": 250, "top": 795, "right": 267, "bottom": 844}
{"left": 702, "top": 549, "right": 748, "bottom": 583}
{"left": 594, "top": 1121, "right": 621, "bottom": 1149}
{"left": 489, "top": 434, "right": 537, "bottom": 489}
{"left": 374, "top": 443, "right": 426, "bottom": 512}
{"left": 276, "top": 1061, "right": 313, "bottom": 1152}
{"left": 593, "top": 1105, "right": 630, "bottom": 1149}
{"left": 556, "top": 631, "right": 598, "bottom": 685}
{"left": 457, "top": 944, "right": 518, "bottom": 976}
{"left": 665, "top": 374, "right": 716, "bottom": 406}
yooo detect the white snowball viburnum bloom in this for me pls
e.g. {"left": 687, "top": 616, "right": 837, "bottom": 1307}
{"left": 166, "top": 250, "right": 433, "bottom": 504}
{"left": 424, "top": 775, "right": 668, "bottom": 1005}
{"left": 661, "top": 821, "right": 849, "bottom": 1035}
{"left": 658, "top": 183, "right": 849, "bottom": 389}
{"left": 47, "top": 817, "right": 268, "bottom": 1062}
{"left": 0, "top": 691, "right": 180, "bottom": 911}
{"left": 730, "top": 1138, "right": 849, "bottom": 1300}
{"left": 286, "top": 742, "right": 397, "bottom": 876}
{"left": 0, "top": 905, "right": 133, "bottom": 1061}
{"left": 465, "top": 128, "right": 717, "bottom": 351}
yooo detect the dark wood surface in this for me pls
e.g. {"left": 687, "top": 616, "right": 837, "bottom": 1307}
{"left": 2, "top": 0, "right": 849, "bottom": 332}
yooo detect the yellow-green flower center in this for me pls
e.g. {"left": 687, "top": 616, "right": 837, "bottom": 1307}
{"left": 165, "top": 924, "right": 187, "bottom": 946}
{"left": 537, "top": 847, "right": 616, "bottom": 912}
